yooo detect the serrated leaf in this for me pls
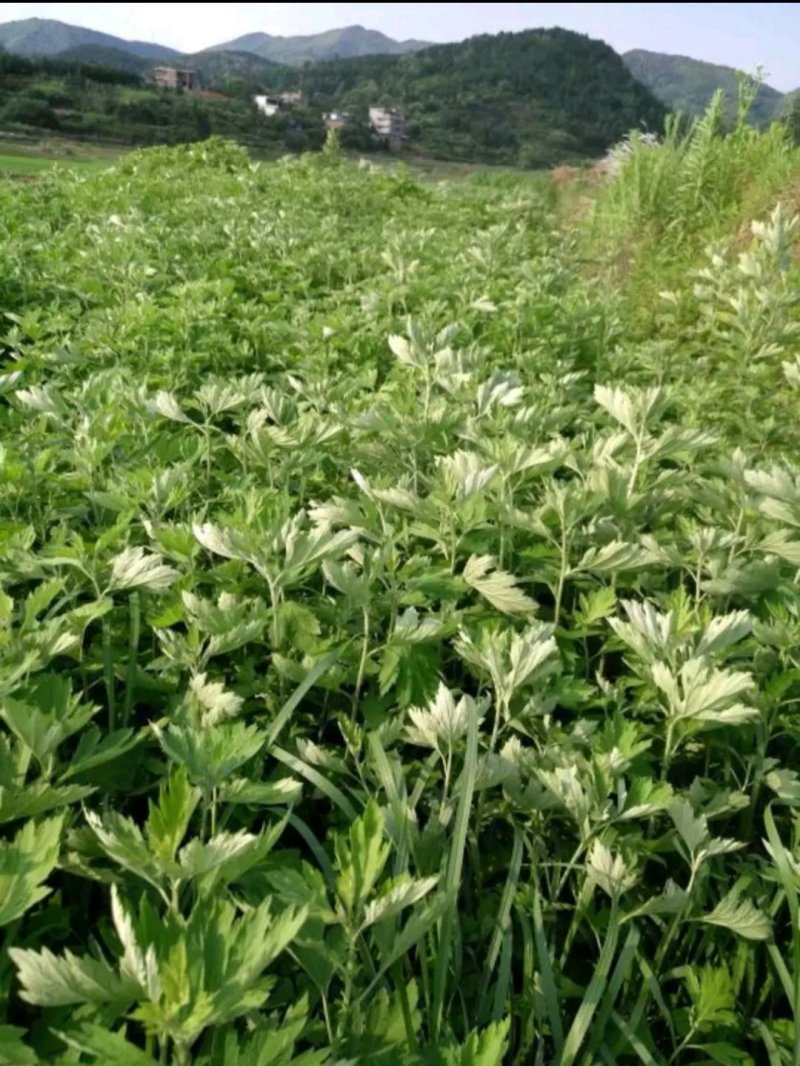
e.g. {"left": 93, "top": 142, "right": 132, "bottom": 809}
{"left": 335, "top": 799, "right": 390, "bottom": 914}
{"left": 187, "top": 672, "right": 243, "bottom": 725}
{"left": 0, "top": 1025, "right": 40, "bottom": 1065}
{"left": 575, "top": 540, "right": 654, "bottom": 574}
{"left": 669, "top": 797, "right": 708, "bottom": 855}
{"left": 147, "top": 390, "right": 191, "bottom": 424}
{"left": 586, "top": 840, "right": 636, "bottom": 898}
{"left": 178, "top": 830, "right": 260, "bottom": 879}
{"left": 145, "top": 769, "right": 198, "bottom": 864}
{"left": 407, "top": 683, "right": 475, "bottom": 749}
{"left": 702, "top": 891, "right": 771, "bottom": 941}
{"left": 55, "top": 1024, "right": 158, "bottom": 1065}
{"left": 108, "top": 547, "right": 177, "bottom": 592}
{"left": 10, "top": 946, "right": 134, "bottom": 1006}
{"left": 0, "top": 815, "right": 63, "bottom": 927}
{"left": 463, "top": 555, "right": 536, "bottom": 615}
{"left": 360, "top": 875, "right": 439, "bottom": 930}
{"left": 696, "top": 611, "right": 752, "bottom": 655}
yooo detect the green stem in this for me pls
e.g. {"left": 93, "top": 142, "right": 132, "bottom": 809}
{"left": 102, "top": 615, "right": 116, "bottom": 732}
{"left": 352, "top": 607, "right": 370, "bottom": 719}
{"left": 554, "top": 526, "right": 569, "bottom": 628}
{"left": 123, "top": 591, "right": 140, "bottom": 728}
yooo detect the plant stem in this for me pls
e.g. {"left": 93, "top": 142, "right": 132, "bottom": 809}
{"left": 103, "top": 615, "right": 116, "bottom": 732}
{"left": 122, "top": 590, "right": 140, "bottom": 728}
{"left": 352, "top": 606, "right": 369, "bottom": 719}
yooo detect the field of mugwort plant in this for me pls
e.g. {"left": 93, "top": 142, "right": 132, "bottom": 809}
{"left": 2, "top": 103, "right": 800, "bottom": 1063}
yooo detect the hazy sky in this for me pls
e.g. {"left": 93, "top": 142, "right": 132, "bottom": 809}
{"left": 3, "top": 3, "right": 798, "bottom": 90}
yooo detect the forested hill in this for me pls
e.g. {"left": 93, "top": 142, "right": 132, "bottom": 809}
{"left": 623, "top": 48, "right": 785, "bottom": 124}
{"left": 269, "top": 28, "right": 666, "bottom": 167}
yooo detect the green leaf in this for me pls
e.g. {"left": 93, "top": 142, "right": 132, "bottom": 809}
{"left": 55, "top": 1024, "right": 159, "bottom": 1064}
{"left": 463, "top": 555, "right": 536, "bottom": 615}
{"left": 108, "top": 546, "right": 177, "bottom": 592}
{"left": 453, "top": 1018, "right": 510, "bottom": 1065}
{"left": 85, "top": 809, "right": 165, "bottom": 892}
{"left": 561, "top": 911, "right": 621, "bottom": 1066}
{"left": 701, "top": 890, "right": 772, "bottom": 941}
{"left": 575, "top": 540, "right": 654, "bottom": 574}
{"left": 60, "top": 726, "right": 140, "bottom": 780}
{"left": 145, "top": 768, "right": 199, "bottom": 864}
{"left": 695, "top": 610, "right": 752, "bottom": 655}
{"left": 0, "top": 1026, "right": 40, "bottom": 1066}
{"left": 178, "top": 830, "right": 261, "bottom": 880}
{"left": 669, "top": 797, "right": 708, "bottom": 855}
{"left": 0, "top": 815, "right": 63, "bottom": 926}
{"left": 10, "top": 945, "right": 134, "bottom": 1006}
{"left": 335, "top": 799, "right": 390, "bottom": 914}
{"left": 586, "top": 840, "right": 636, "bottom": 899}
{"left": 360, "top": 874, "right": 439, "bottom": 931}
{"left": 266, "top": 648, "right": 343, "bottom": 750}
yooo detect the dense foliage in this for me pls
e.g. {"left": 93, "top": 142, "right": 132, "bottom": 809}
{"left": 0, "top": 51, "right": 323, "bottom": 153}
{"left": 3, "top": 26, "right": 666, "bottom": 168}
{"left": 269, "top": 28, "right": 666, "bottom": 167}
{"left": 1, "top": 108, "right": 800, "bottom": 1064}
{"left": 623, "top": 48, "right": 787, "bottom": 125}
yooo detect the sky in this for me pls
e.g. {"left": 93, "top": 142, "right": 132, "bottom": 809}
{"left": 3, "top": 2, "right": 799, "bottom": 91}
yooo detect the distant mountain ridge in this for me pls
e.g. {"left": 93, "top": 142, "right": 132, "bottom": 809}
{"left": 0, "top": 17, "right": 179, "bottom": 60}
{"left": 622, "top": 48, "right": 788, "bottom": 124}
{"left": 0, "top": 18, "right": 427, "bottom": 67}
{"left": 208, "top": 25, "right": 429, "bottom": 65}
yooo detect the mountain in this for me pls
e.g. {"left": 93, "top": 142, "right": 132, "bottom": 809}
{"left": 266, "top": 28, "right": 666, "bottom": 167}
{"left": 207, "top": 24, "right": 428, "bottom": 65}
{"left": 0, "top": 17, "right": 179, "bottom": 60}
{"left": 622, "top": 49, "right": 785, "bottom": 124}
{"left": 58, "top": 44, "right": 153, "bottom": 75}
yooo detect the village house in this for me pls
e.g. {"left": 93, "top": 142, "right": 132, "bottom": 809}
{"left": 279, "top": 90, "right": 306, "bottom": 107}
{"left": 369, "top": 106, "right": 408, "bottom": 145}
{"left": 254, "top": 91, "right": 306, "bottom": 117}
{"left": 151, "top": 66, "right": 196, "bottom": 91}
{"left": 254, "top": 95, "right": 281, "bottom": 117}
{"left": 324, "top": 111, "right": 352, "bottom": 131}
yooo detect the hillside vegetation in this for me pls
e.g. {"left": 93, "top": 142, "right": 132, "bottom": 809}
{"left": 1, "top": 28, "right": 666, "bottom": 168}
{"left": 0, "top": 51, "right": 323, "bottom": 153}
{"left": 270, "top": 28, "right": 666, "bottom": 166}
{"left": 623, "top": 48, "right": 787, "bottom": 124}
{"left": 2, "top": 90, "right": 800, "bottom": 1063}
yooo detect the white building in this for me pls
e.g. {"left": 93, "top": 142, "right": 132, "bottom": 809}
{"left": 279, "top": 91, "right": 306, "bottom": 106}
{"left": 254, "top": 95, "right": 281, "bottom": 117}
{"left": 369, "top": 107, "right": 407, "bottom": 142}
{"left": 324, "top": 111, "right": 351, "bottom": 131}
